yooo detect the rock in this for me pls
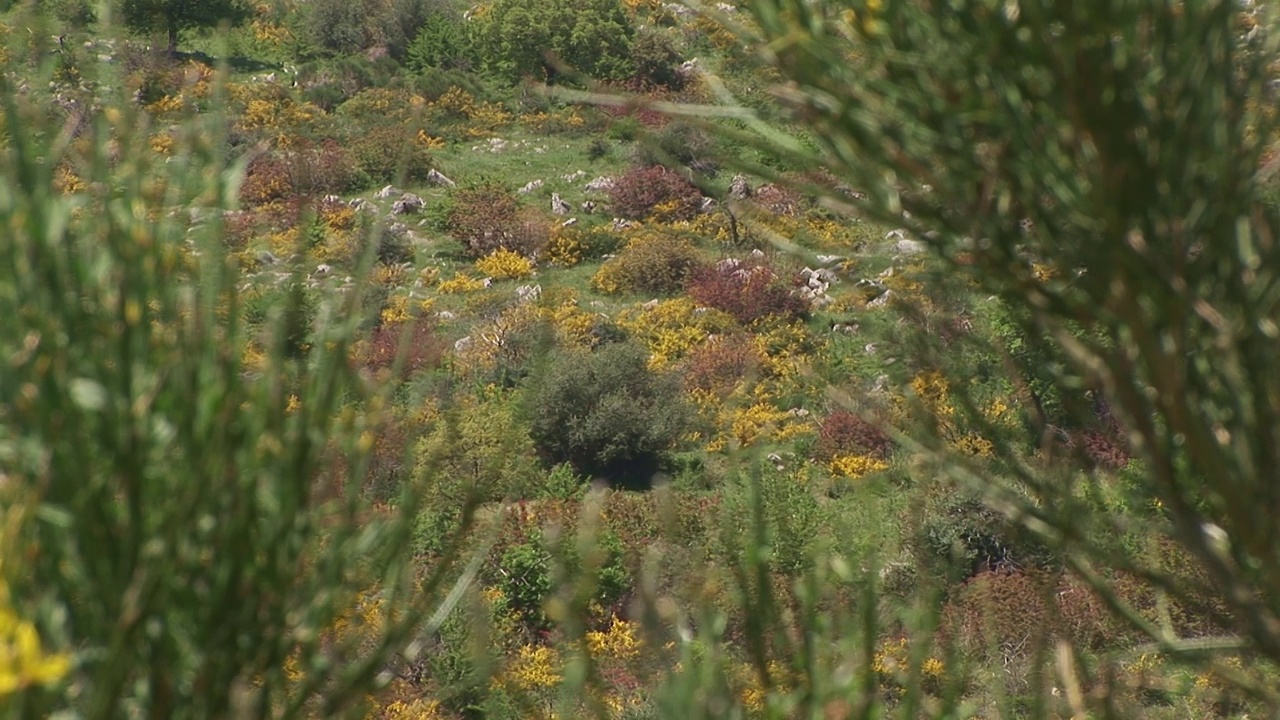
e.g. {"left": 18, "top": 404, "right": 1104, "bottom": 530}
{"left": 612, "top": 218, "right": 637, "bottom": 231}
{"left": 585, "top": 176, "right": 616, "bottom": 193}
{"left": 750, "top": 248, "right": 766, "bottom": 258}
{"left": 374, "top": 184, "right": 399, "bottom": 199}
{"left": 561, "top": 217, "right": 578, "bottom": 227}
{"left": 454, "top": 336, "right": 474, "bottom": 352}
{"left": 865, "top": 342, "right": 878, "bottom": 355}
{"left": 729, "top": 173, "right": 752, "bottom": 200}
{"left": 562, "top": 170, "right": 587, "bottom": 182}
{"left": 868, "top": 289, "right": 894, "bottom": 308}
{"left": 884, "top": 228, "right": 907, "bottom": 240}
{"left": 257, "top": 251, "right": 279, "bottom": 265}
{"left": 314, "top": 263, "right": 332, "bottom": 276}
{"left": 518, "top": 179, "right": 544, "bottom": 194}
{"left": 643, "top": 299, "right": 661, "bottom": 310}
{"left": 391, "top": 192, "right": 425, "bottom": 215}
{"left": 437, "top": 310, "right": 456, "bottom": 321}
{"left": 551, "top": 193, "right": 571, "bottom": 215}
{"left": 894, "top": 238, "right": 926, "bottom": 255}
{"left": 816, "top": 254, "right": 845, "bottom": 266}
{"left": 699, "top": 197, "right": 717, "bottom": 213}
{"left": 348, "top": 198, "right": 376, "bottom": 213}
{"left": 425, "top": 168, "right": 456, "bottom": 187}
{"left": 516, "top": 284, "right": 542, "bottom": 303}
{"left": 580, "top": 200, "right": 597, "bottom": 214}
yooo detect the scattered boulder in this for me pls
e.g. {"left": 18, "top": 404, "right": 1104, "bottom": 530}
{"left": 374, "top": 184, "right": 399, "bottom": 199}
{"left": 581, "top": 200, "right": 597, "bottom": 214}
{"left": 894, "top": 238, "right": 927, "bottom": 255}
{"left": 518, "top": 179, "right": 544, "bottom": 194}
{"left": 585, "top": 175, "right": 616, "bottom": 193}
{"left": 551, "top": 193, "right": 571, "bottom": 215}
{"left": 562, "top": 170, "right": 587, "bottom": 182}
{"left": 425, "top": 168, "right": 456, "bottom": 187}
{"left": 391, "top": 192, "right": 425, "bottom": 215}
{"left": 729, "top": 174, "right": 752, "bottom": 200}
{"left": 516, "top": 284, "right": 542, "bottom": 303}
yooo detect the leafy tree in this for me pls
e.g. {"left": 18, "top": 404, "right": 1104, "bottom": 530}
{"left": 471, "top": 0, "right": 634, "bottom": 83}
{"left": 120, "top": 0, "right": 251, "bottom": 54}
{"left": 525, "top": 342, "right": 692, "bottom": 484}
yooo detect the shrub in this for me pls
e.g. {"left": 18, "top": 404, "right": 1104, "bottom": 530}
{"left": 607, "top": 165, "right": 703, "bottom": 220}
{"left": 405, "top": 9, "right": 470, "bottom": 70}
{"left": 475, "top": 248, "right": 535, "bottom": 279}
{"left": 525, "top": 342, "right": 693, "bottom": 483}
{"left": 686, "top": 257, "right": 808, "bottom": 325}
{"left": 907, "top": 483, "right": 1059, "bottom": 584}
{"left": 632, "top": 122, "right": 718, "bottom": 175}
{"left": 591, "top": 229, "right": 703, "bottom": 296}
{"left": 447, "top": 183, "right": 549, "bottom": 257}
{"left": 282, "top": 138, "right": 370, "bottom": 195}
{"left": 680, "top": 333, "right": 762, "bottom": 395}
{"left": 239, "top": 154, "right": 295, "bottom": 205}
{"left": 348, "top": 124, "right": 436, "bottom": 185}
{"left": 629, "top": 29, "right": 685, "bottom": 90}
{"left": 815, "top": 410, "right": 893, "bottom": 460}
{"left": 359, "top": 318, "right": 446, "bottom": 381}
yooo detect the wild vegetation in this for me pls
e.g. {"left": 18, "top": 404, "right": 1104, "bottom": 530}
{"left": 4, "top": 0, "right": 1280, "bottom": 718}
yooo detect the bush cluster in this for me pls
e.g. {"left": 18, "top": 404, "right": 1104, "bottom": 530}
{"left": 525, "top": 342, "right": 692, "bottom": 483}
{"left": 686, "top": 256, "right": 808, "bottom": 325}
{"left": 607, "top": 165, "right": 704, "bottom": 220}
{"left": 447, "top": 183, "right": 549, "bottom": 258}
{"left": 348, "top": 124, "right": 436, "bottom": 185}
{"left": 815, "top": 410, "right": 893, "bottom": 460}
{"left": 591, "top": 230, "right": 704, "bottom": 296}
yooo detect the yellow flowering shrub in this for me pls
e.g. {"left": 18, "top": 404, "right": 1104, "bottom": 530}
{"left": 828, "top": 453, "right": 890, "bottom": 478}
{"left": 616, "top": 298, "right": 736, "bottom": 369}
{"left": 475, "top": 248, "right": 534, "bottom": 280}
{"left": 54, "top": 166, "right": 86, "bottom": 195}
{"left": 504, "top": 644, "right": 563, "bottom": 691}
{"left": 543, "top": 297, "right": 597, "bottom": 346}
{"left": 436, "top": 272, "right": 489, "bottom": 294}
{"left": 584, "top": 619, "right": 642, "bottom": 660}
{"left": 145, "top": 94, "right": 185, "bottom": 115}
{"left": 380, "top": 293, "right": 435, "bottom": 326}
{"left": 1, "top": 500, "right": 71, "bottom": 696}
{"left": 150, "top": 133, "right": 174, "bottom": 155}
{"left": 542, "top": 226, "right": 587, "bottom": 267}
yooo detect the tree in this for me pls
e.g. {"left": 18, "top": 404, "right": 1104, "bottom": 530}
{"left": 690, "top": 0, "right": 1280, "bottom": 705}
{"left": 471, "top": 0, "right": 634, "bottom": 83}
{"left": 121, "top": 0, "right": 251, "bottom": 54}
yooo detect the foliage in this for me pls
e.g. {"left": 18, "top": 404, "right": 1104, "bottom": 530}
{"left": 591, "top": 228, "right": 703, "bottom": 296}
{"left": 0, "top": 80, "right": 469, "bottom": 717}
{"left": 629, "top": 28, "right": 685, "bottom": 90}
{"left": 685, "top": 256, "right": 807, "bottom": 325}
{"left": 121, "top": 0, "right": 252, "bottom": 52}
{"left": 447, "top": 182, "right": 548, "bottom": 258}
{"left": 525, "top": 342, "right": 693, "bottom": 481}
{"left": 405, "top": 9, "right": 471, "bottom": 71}
{"left": 471, "top": 0, "right": 635, "bottom": 83}
{"left": 606, "top": 164, "right": 703, "bottom": 220}
{"left": 475, "top": 248, "right": 535, "bottom": 280}
{"left": 348, "top": 123, "right": 437, "bottom": 185}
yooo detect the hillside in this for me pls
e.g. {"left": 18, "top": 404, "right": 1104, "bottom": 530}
{"left": 3, "top": 1, "right": 1279, "bottom": 718}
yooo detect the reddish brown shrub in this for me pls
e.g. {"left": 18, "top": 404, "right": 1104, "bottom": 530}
{"left": 283, "top": 138, "right": 369, "bottom": 195}
{"left": 607, "top": 165, "right": 703, "bottom": 221}
{"left": 680, "top": 334, "right": 761, "bottom": 394}
{"left": 686, "top": 257, "right": 808, "bottom": 325}
{"left": 447, "top": 183, "right": 549, "bottom": 257}
{"left": 816, "top": 410, "right": 893, "bottom": 459}
{"left": 240, "top": 154, "right": 295, "bottom": 206}
{"left": 360, "top": 320, "right": 447, "bottom": 381}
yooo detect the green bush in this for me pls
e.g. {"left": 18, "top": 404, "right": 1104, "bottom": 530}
{"left": 471, "top": 0, "right": 635, "bottom": 83}
{"left": 525, "top": 342, "right": 693, "bottom": 483}
{"left": 304, "top": 0, "right": 370, "bottom": 56}
{"left": 406, "top": 9, "right": 472, "bottom": 70}
{"left": 348, "top": 123, "right": 436, "bottom": 185}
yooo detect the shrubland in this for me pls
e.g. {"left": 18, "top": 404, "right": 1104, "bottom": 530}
{"left": 4, "top": 0, "right": 1280, "bottom": 718}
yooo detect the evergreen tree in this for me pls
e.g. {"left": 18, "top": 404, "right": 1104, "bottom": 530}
{"left": 120, "top": 0, "right": 251, "bottom": 54}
